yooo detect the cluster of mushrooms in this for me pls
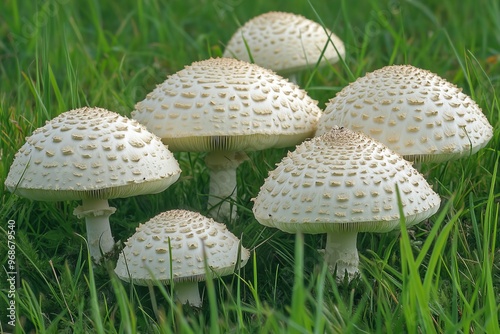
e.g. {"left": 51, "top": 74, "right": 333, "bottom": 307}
{"left": 5, "top": 11, "right": 494, "bottom": 307}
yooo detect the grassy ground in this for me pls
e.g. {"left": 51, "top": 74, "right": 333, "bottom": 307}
{"left": 1, "top": 0, "right": 499, "bottom": 332}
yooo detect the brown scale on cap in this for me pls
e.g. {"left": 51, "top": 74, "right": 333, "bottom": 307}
{"left": 132, "top": 57, "right": 321, "bottom": 152}
{"left": 253, "top": 126, "right": 441, "bottom": 281}
{"left": 315, "top": 65, "right": 494, "bottom": 163}
{"left": 6, "top": 107, "right": 180, "bottom": 200}
{"left": 5, "top": 107, "right": 181, "bottom": 262}
{"left": 223, "top": 11, "right": 345, "bottom": 75}
{"left": 132, "top": 57, "right": 322, "bottom": 221}
{"left": 115, "top": 209, "right": 250, "bottom": 306}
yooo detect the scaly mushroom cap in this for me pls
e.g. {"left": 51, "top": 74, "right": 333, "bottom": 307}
{"left": 114, "top": 209, "right": 250, "bottom": 285}
{"left": 315, "top": 65, "right": 494, "bottom": 162}
{"left": 223, "top": 11, "right": 345, "bottom": 74}
{"left": 253, "top": 127, "right": 441, "bottom": 233}
{"left": 5, "top": 107, "right": 181, "bottom": 201}
{"left": 131, "top": 57, "right": 321, "bottom": 152}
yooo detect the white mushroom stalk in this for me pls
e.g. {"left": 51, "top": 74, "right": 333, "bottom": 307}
{"left": 253, "top": 127, "right": 441, "bottom": 282}
{"left": 5, "top": 107, "right": 182, "bottom": 262}
{"left": 205, "top": 151, "right": 249, "bottom": 220}
{"left": 174, "top": 281, "right": 204, "bottom": 306}
{"left": 73, "top": 199, "right": 116, "bottom": 260}
{"left": 132, "top": 57, "right": 321, "bottom": 221}
{"left": 315, "top": 65, "right": 494, "bottom": 163}
{"left": 223, "top": 11, "right": 345, "bottom": 79}
{"left": 323, "top": 231, "right": 359, "bottom": 280}
{"left": 114, "top": 209, "right": 250, "bottom": 307}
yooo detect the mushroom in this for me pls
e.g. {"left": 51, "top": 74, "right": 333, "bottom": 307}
{"left": 315, "top": 65, "right": 494, "bottom": 163}
{"left": 252, "top": 127, "right": 441, "bottom": 281}
{"left": 4, "top": 107, "right": 181, "bottom": 262}
{"left": 114, "top": 209, "right": 250, "bottom": 307}
{"left": 223, "top": 11, "right": 345, "bottom": 82}
{"left": 132, "top": 57, "right": 321, "bottom": 221}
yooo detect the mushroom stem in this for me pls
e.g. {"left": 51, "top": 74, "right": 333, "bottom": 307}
{"left": 174, "top": 281, "right": 202, "bottom": 307}
{"left": 205, "top": 151, "right": 249, "bottom": 221}
{"left": 323, "top": 231, "right": 360, "bottom": 282}
{"left": 73, "top": 198, "right": 116, "bottom": 262}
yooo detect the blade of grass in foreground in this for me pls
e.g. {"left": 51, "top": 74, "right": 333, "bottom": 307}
{"left": 481, "top": 157, "right": 499, "bottom": 332}
{"left": 312, "top": 264, "right": 328, "bottom": 334}
{"left": 85, "top": 252, "right": 104, "bottom": 334}
{"left": 453, "top": 157, "right": 499, "bottom": 332}
{"left": 288, "top": 232, "right": 311, "bottom": 334}
{"left": 154, "top": 282, "right": 195, "bottom": 333}
{"left": 397, "top": 186, "right": 454, "bottom": 333}
{"left": 204, "top": 255, "right": 220, "bottom": 334}
{"left": 109, "top": 272, "right": 137, "bottom": 334}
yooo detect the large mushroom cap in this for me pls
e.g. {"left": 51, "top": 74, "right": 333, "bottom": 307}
{"left": 315, "top": 65, "right": 494, "bottom": 162}
{"left": 114, "top": 209, "right": 250, "bottom": 285}
{"left": 253, "top": 127, "right": 441, "bottom": 233}
{"left": 223, "top": 11, "right": 345, "bottom": 74}
{"left": 131, "top": 57, "right": 322, "bottom": 152}
{"left": 5, "top": 107, "right": 181, "bottom": 201}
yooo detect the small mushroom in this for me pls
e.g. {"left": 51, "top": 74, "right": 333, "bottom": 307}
{"left": 114, "top": 209, "right": 250, "bottom": 307}
{"left": 315, "top": 65, "right": 494, "bottom": 163}
{"left": 5, "top": 107, "right": 181, "bottom": 262}
{"left": 223, "top": 11, "right": 345, "bottom": 81}
{"left": 132, "top": 57, "right": 321, "bottom": 221}
{"left": 252, "top": 127, "right": 441, "bottom": 281}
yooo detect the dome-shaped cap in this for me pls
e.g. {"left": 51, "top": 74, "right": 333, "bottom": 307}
{"left": 131, "top": 57, "right": 321, "bottom": 152}
{"left": 114, "top": 209, "right": 250, "bottom": 285}
{"left": 5, "top": 107, "right": 181, "bottom": 201}
{"left": 253, "top": 127, "right": 441, "bottom": 233}
{"left": 223, "top": 11, "right": 345, "bottom": 74}
{"left": 315, "top": 65, "right": 494, "bottom": 162}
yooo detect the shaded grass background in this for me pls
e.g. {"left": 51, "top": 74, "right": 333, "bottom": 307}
{"left": 0, "top": 0, "right": 499, "bottom": 332}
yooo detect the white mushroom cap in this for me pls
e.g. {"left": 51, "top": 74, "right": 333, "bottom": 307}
{"left": 5, "top": 107, "right": 181, "bottom": 201}
{"left": 114, "top": 209, "right": 250, "bottom": 285}
{"left": 315, "top": 65, "right": 494, "bottom": 162}
{"left": 253, "top": 127, "right": 441, "bottom": 233}
{"left": 223, "top": 11, "right": 345, "bottom": 74}
{"left": 131, "top": 57, "right": 321, "bottom": 152}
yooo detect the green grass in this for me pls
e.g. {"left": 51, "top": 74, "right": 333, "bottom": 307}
{"left": 1, "top": 0, "right": 499, "bottom": 332}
